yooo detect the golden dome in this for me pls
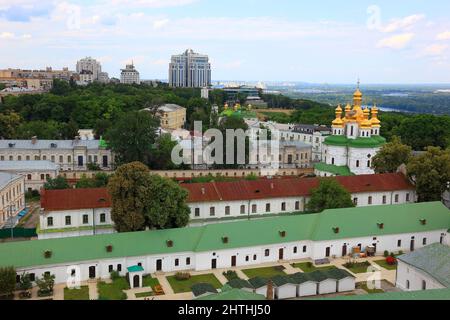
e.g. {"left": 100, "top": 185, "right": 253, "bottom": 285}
{"left": 371, "top": 105, "right": 381, "bottom": 126}
{"left": 353, "top": 88, "right": 362, "bottom": 98}
{"left": 361, "top": 118, "right": 372, "bottom": 128}
{"left": 332, "top": 118, "right": 344, "bottom": 127}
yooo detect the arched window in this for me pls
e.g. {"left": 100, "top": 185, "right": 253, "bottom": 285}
{"left": 356, "top": 160, "right": 360, "bottom": 168}
{"left": 406, "top": 280, "right": 410, "bottom": 289}
{"left": 422, "top": 280, "right": 426, "bottom": 290}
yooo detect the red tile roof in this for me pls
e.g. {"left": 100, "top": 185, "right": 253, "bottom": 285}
{"left": 41, "top": 188, "right": 111, "bottom": 211}
{"left": 40, "top": 173, "right": 414, "bottom": 210}
{"left": 182, "top": 173, "right": 415, "bottom": 203}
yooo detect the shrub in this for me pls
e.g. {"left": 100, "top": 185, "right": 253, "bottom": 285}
{"left": 175, "top": 272, "right": 191, "bottom": 281}
{"left": 110, "top": 271, "right": 120, "bottom": 281}
{"left": 390, "top": 252, "right": 395, "bottom": 258}
{"left": 0, "top": 267, "right": 16, "bottom": 298}
{"left": 222, "top": 270, "right": 239, "bottom": 281}
{"left": 386, "top": 256, "right": 397, "bottom": 266}
{"left": 274, "top": 265, "right": 286, "bottom": 271}
{"left": 306, "top": 262, "right": 313, "bottom": 268}
{"left": 383, "top": 250, "right": 389, "bottom": 258}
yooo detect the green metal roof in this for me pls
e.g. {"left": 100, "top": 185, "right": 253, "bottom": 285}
{"left": 397, "top": 243, "right": 450, "bottom": 287}
{"left": 191, "top": 283, "right": 218, "bottom": 297}
{"left": 318, "top": 288, "right": 450, "bottom": 300}
{"left": 324, "top": 135, "right": 386, "bottom": 149}
{"left": 288, "top": 272, "right": 316, "bottom": 284}
{"left": 248, "top": 277, "right": 269, "bottom": 289}
{"left": 325, "top": 268, "right": 354, "bottom": 280}
{"left": 0, "top": 202, "right": 449, "bottom": 269}
{"left": 127, "top": 265, "right": 144, "bottom": 273}
{"left": 314, "top": 162, "right": 354, "bottom": 176}
{"left": 227, "top": 278, "right": 253, "bottom": 289}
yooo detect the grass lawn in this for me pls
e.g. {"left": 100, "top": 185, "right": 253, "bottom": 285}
{"left": 343, "top": 262, "right": 373, "bottom": 274}
{"left": 98, "top": 277, "right": 130, "bottom": 300}
{"left": 292, "top": 262, "right": 337, "bottom": 273}
{"left": 356, "top": 282, "right": 385, "bottom": 294}
{"left": 143, "top": 275, "right": 160, "bottom": 291}
{"left": 241, "top": 266, "right": 286, "bottom": 279}
{"left": 373, "top": 259, "right": 398, "bottom": 271}
{"left": 166, "top": 274, "right": 222, "bottom": 294}
{"left": 64, "top": 286, "right": 89, "bottom": 300}
{"left": 135, "top": 291, "right": 154, "bottom": 298}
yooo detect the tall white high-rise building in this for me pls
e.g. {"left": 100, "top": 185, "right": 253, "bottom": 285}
{"left": 120, "top": 63, "right": 140, "bottom": 84}
{"left": 169, "top": 49, "right": 211, "bottom": 88}
{"left": 76, "top": 57, "right": 102, "bottom": 81}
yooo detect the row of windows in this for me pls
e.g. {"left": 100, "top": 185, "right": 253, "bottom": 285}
{"left": 1, "top": 183, "right": 22, "bottom": 205}
{"left": 353, "top": 193, "right": 410, "bottom": 205}
{"left": 27, "top": 174, "right": 51, "bottom": 181}
{"left": 264, "top": 245, "right": 308, "bottom": 257}
{"left": 0, "top": 154, "right": 107, "bottom": 165}
{"left": 195, "top": 201, "right": 303, "bottom": 217}
{"left": 47, "top": 213, "right": 107, "bottom": 227}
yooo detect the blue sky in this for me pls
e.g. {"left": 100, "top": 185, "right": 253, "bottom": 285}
{"left": 1, "top": 0, "right": 450, "bottom": 83}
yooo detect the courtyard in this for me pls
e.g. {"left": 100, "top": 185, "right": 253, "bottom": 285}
{"left": 10, "top": 255, "right": 399, "bottom": 300}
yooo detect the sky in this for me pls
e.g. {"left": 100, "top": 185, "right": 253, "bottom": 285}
{"left": 1, "top": 0, "right": 450, "bottom": 83}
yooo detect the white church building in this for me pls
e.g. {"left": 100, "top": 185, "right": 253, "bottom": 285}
{"left": 316, "top": 84, "right": 386, "bottom": 176}
{"left": 0, "top": 201, "right": 448, "bottom": 286}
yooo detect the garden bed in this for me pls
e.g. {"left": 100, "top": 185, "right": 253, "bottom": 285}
{"left": 373, "top": 259, "right": 398, "bottom": 271}
{"left": 135, "top": 291, "right": 154, "bottom": 298}
{"left": 356, "top": 282, "right": 385, "bottom": 294}
{"left": 98, "top": 277, "right": 130, "bottom": 300}
{"left": 166, "top": 274, "right": 222, "bottom": 294}
{"left": 64, "top": 286, "right": 89, "bottom": 300}
{"left": 292, "top": 262, "right": 337, "bottom": 273}
{"left": 241, "top": 266, "right": 286, "bottom": 279}
{"left": 143, "top": 275, "right": 160, "bottom": 291}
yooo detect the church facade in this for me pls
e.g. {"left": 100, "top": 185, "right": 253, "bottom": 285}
{"left": 316, "top": 84, "right": 386, "bottom": 176}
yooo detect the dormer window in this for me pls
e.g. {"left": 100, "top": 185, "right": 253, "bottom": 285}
{"left": 50, "top": 143, "right": 57, "bottom": 148}
{"left": 166, "top": 240, "right": 173, "bottom": 247}
{"left": 222, "top": 236, "right": 229, "bottom": 244}
{"left": 279, "top": 231, "right": 286, "bottom": 238}
{"left": 8, "top": 143, "right": 15, "bottom": 148}
{"left": 333, "top": 227, "right": 340, "bottom": 234}
{"left": 377, "top": 223, "right": 384, "bottom": 229}
{"left": 420, "top": 219, "right": 427, "bottom": 225}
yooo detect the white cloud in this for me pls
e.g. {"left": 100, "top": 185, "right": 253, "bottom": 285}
{"left": 377, "top": 33, "right": 415, "bottom": 50}
{"left": 0, "top": 31, "right": 14, "bottom": 39}
{"left": 381, "top": 14, "right": 425, "bottom": 33}
{"left": 423, "top": 44, "right": 448, "bottom": 56}
{"left": 153, "top": 18, "right": 169, "bottom": 29}
{"left": 436, "top": 31, "right": 450, "bottom": 41}
{"left": 106, "top": 0, "right": 198, "bottom": 8}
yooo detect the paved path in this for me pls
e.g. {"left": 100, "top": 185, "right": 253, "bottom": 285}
{"left": 235, "top": 269, "right": 249, "bottom": 280}
{"left": 155, "top": 274, "right": 174, "bottom": 295}
{"left": 88, "top": 281, "right": 99, "bottom": 300}
{"left": 212, "top": 270, "right": 228, "bottom": 285}
{"left": 52, "top": 284, "right": 65, "bottom": 300}
{"left": 281, "top": 262, "right": 301, "bottom": 275}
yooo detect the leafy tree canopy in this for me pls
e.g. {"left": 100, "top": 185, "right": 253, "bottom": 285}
{"left": 306, "top": 178, "right": 355, "bottom": 213}
{"left": 372, "top": 136, "right": 412, "bottom": 173}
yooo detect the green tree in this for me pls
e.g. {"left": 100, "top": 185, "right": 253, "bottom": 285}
{"left": 75, "top": 174, "right": 95, "bottom": 189}
{"left": 93, "top": 172, "right": 110, "bottom": 187}
{"left": 35, "top": 273, "right": 55, "bottom": 296}
{"left": 148, "top": 133, "right": 180, "bottom": 170}
{"left": 0, "top": 112, "right": 22, "bottom": 139}
{"left": 307, "top": 178, "right": 355, "bottom": 213}
{"left": 0, "top": 267, "right": 16, "bottom": 298}
{"left": 407, "top": 147, "right": 450, "bottom": 202}
{"left": 44, "top": 176, "right": 70, "bottom": 190}
{"left": 392, "top": 115, "right": 450, "bottom": 150}
{"left": 372, "top": 136, "right": 412, "bottom": 173}
{"left": 108, "top": 162, "right": 190, "bottom": 232}
{"left": 105, "top": 111, "right": 159, "bottom": 166}
{"left": 50, "top": 79, "right": 71, "bottom": 95}
{"left": 107, "top": 162, "right": 150, "bottom": 232}
{"left": 144, "top": 175, "right": 190, "bottom": 229}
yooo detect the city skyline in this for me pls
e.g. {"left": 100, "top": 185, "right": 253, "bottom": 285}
{"left": 1, "top": 1, "right": 450, "bottom": 83}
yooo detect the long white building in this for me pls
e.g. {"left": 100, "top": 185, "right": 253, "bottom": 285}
{"left": 0, "top": 137, "right": 113, "bottom": 172}
{"left": 0, "top": 201, "right": 448, "bottom": 286}
{"left": 36, "top": 173, "right": 417, "bottom": 238}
